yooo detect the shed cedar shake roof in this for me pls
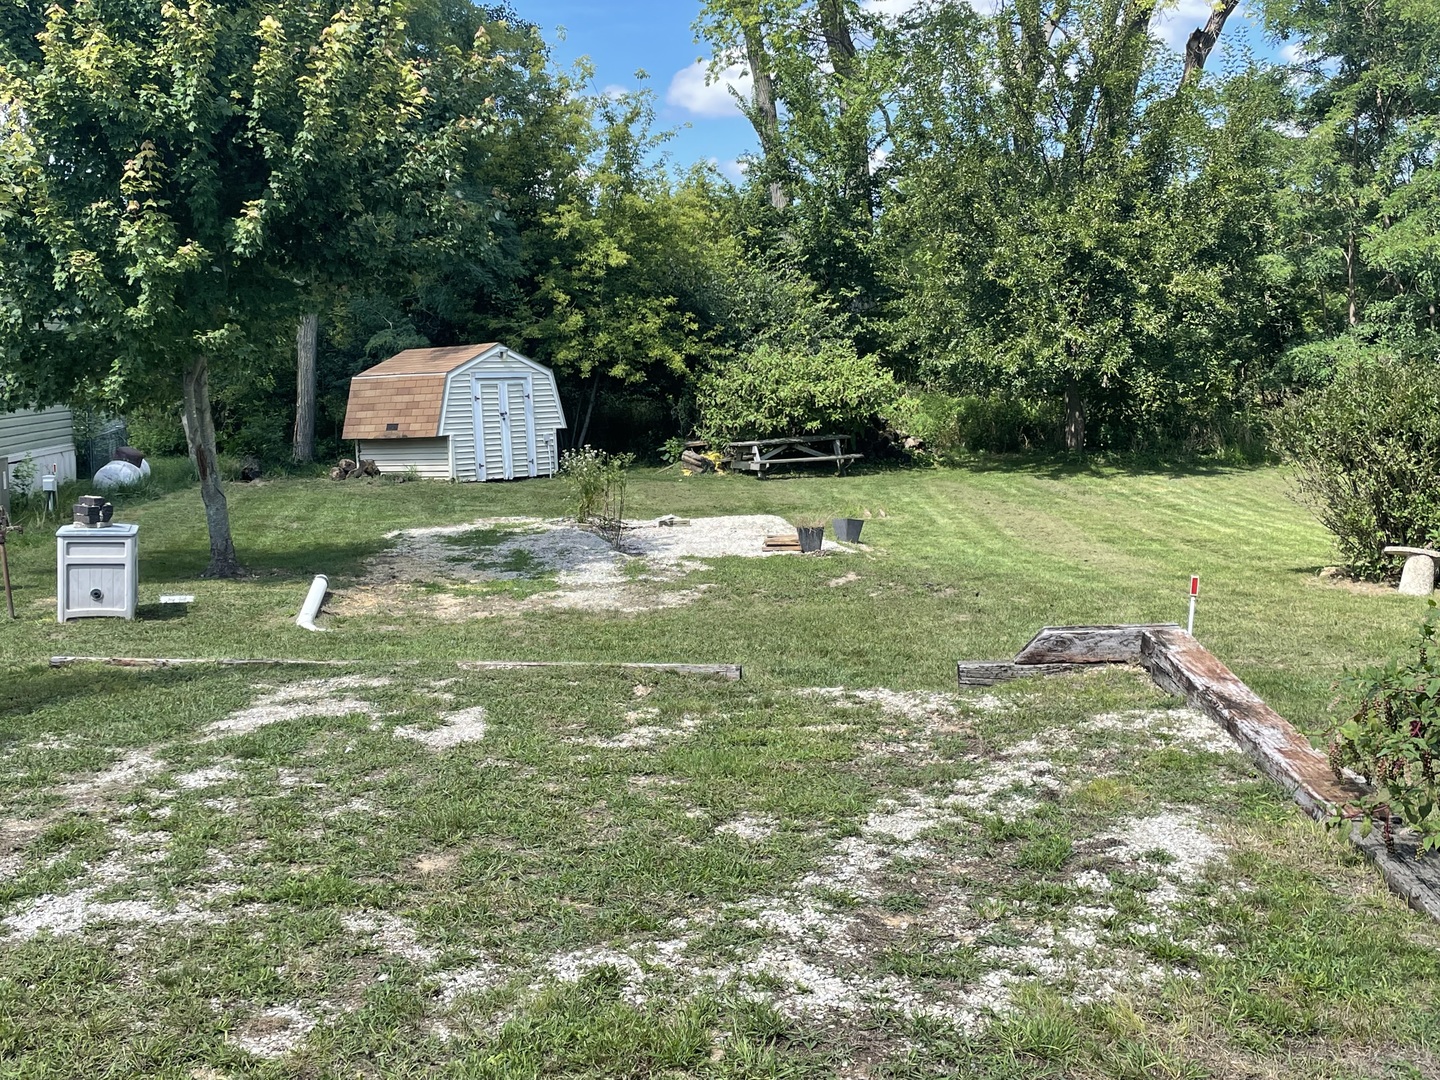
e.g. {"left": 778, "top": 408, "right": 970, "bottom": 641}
{"left": 341, "top": 344, "right": 498, "bottom": 440}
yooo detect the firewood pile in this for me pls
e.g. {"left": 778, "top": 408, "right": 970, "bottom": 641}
{"left": 330, "top": 458, "right": 380, "bottom": 481}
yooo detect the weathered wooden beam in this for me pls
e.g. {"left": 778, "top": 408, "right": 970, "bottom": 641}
{"left": 1138, "top": 626, "right": 1440, "bottom": 921}
{"left": 457, "top": 660, "right": 742, "bottom": 680}
{"left": 1013, "top": 624, "right": 1180, "bottom": 666}
{"left": 51, "top": 655, "right": 353, "bottom": 669}
{"left": 1138, "top": 628, "right": 1365, "bottom": 820}
{"left": 955, "top": 661, "right": 1086, "bottom": 687}
{"left": 51, "top": 656, "right": 743, "bottom": 680}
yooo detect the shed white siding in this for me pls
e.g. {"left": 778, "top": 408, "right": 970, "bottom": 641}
{"left": 356, "top": 437, "right": 452, "bottom": 479}
{"left": 437, "top": 346, "right": 566, "bottom": 481}
{"left": 0, "top": 407, "right": 77, "bottom": 483}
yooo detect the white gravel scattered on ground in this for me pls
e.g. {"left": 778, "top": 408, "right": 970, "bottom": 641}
{"left": 355, "top": 515, "right": 850, "bottom": 616}
{"left": 1106, "top": 811, "right": 1225, "bottom": 907}
{"left": 573, "top": 714, "right": 703, "bottom": 750}
{"left": 202, "top": 677, "right": 392, "bottom": 739}
{"left": 802, "top": 687, "right": 966, "bottom": 726}
{"left": 433, "top": 962, "right": 506, "bottom": 1005}
{"left": 173, "top": 763, "right": 240, "bottom": 789}
{"left": 229, "top": 1004, "right": 319, "bottom": 1059}
{"left": 545, "top": 947, "right": 649, "bottom": 1004}
{"left": 58, "top": 748, "right": 165, "bottom": 797}
{"left": 1084, "top": 708, "right": 1237, "bottom": 755}
{"left": 341, "top": 911, "right": 439, "bottom": 964}
{"left": 716, "top": 814, "right": 778, "bottom": 841}
{"left": 3, "top": 884, "right": 217, "bottom": 940}
{"left": 394, "top": 705, "right": 489, "bottom": 750}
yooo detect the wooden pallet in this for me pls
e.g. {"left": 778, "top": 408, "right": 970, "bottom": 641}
{"left": 763, "top": 534, "right": 802, "bottom": 551}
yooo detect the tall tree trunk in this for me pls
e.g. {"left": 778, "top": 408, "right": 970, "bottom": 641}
{"left": 817, "top": 0, "right": 872, "bottom": 218}
{"left": 742, "top": 18, "right": 788, "bottom": 210}
{"left": 293, "top": 311, "right": 318, "bottom": 463}
{"left": 1064, "top": 379, "right": 1086, "bottom": 452}
{"left": 1346, "top": 229, "right": 1358, "bottom": 325}
{"left": 180, "top": 355, "right": 242, "bottom": 578}
{"left": 575, "top": 374, "right": 601, "bottom": 448}
{"left": 1180, "top": 0, "right": 1240, "bottom": 86}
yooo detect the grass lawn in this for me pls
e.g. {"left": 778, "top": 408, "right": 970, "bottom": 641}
{"left": 1, "top": 461, "right": 1437, "bottom": 1078}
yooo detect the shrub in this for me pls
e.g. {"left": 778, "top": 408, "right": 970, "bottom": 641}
{"left": 695, "top": 341, "right": 897, "bottom": 444}
{"left": 1271, "top": 353, "right": 1440, "bottom": 579}
{"left": 559, "top": 446, "right": 633, "bottom": 540}
{"left": 887, "top": 391, "right": 1061, "bottom": 458}
{"left": 1329, "top": 603, "right": 1440, "bottom": 856}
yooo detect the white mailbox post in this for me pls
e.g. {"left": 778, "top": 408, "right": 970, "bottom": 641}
{"left": 57, "top": 523, "right": 138, "bottom": 622}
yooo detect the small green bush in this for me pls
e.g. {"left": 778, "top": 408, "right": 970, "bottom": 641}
{"left": 695, "top": 341, "right": 897, "bottom": 444}
{"left": 1329, "top": 603, "right": 1440, "bottom": 856}
{"left": 1271, "top": 353, "right": 1440, "bottom": 578}
{"left": 887, "top": 391, "right": 1060, "bottom": 458}
{"left": 559, "top": 446, "right": 633, "bottom": 537}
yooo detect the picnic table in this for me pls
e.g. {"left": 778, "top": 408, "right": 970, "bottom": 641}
{"left": 725, "top": 434, "right": 862, "bottom": 477}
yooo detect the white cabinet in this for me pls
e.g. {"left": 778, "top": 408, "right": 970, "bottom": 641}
{"left": 57, "top": 523, "right": 138, "bottom": 621}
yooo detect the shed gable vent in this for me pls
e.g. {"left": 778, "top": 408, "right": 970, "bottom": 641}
{"left": 385, "top": 423, "right": 399, "bottom": 431}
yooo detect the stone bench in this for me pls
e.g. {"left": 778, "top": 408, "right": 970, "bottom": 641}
{"left": 1384, "top": 546, "right": 1440, "bottom": 596}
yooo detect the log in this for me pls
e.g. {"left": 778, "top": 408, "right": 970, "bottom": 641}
{"left": 457, "top": 660, "right": 742, "bottom": 680}
{"left": 679, "top": 449, "right": 713, "bottom": 473}
{"left": 51, "top": 656, "right": 352, "bottom": 669}
{"left": 50, "top": 656, "right": 743, "bottom": 680}
{"left": 1137, "top": 627, "right": 1365, "bottom": 820}
{"left": 1012, "top": 624, "right": 1179, "bottom": 666}
{"left": 955, "top": 661, "right": 1085, "bottom": 687}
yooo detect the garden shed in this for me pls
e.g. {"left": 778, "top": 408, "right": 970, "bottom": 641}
{"left": 342, "top": 344, "right": 567, "bottom": 481}
{"left": 1, "top": 406, "right": 77, "bottom": 485}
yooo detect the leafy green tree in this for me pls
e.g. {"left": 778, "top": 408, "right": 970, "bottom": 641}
{"left": 0, "top": 0, "right": 504, "bottom": 575}
{"left": 503, "top": 85, "right": 733, "bottom": 446}
{"left": 695, "top": 339, "right": 896, "bottom": 444}
{"left": 1264, "top": 0, "right": 1440, "bottom": 343}
{"left": 872, "top": 2, "right": 1292, "bottom": 450}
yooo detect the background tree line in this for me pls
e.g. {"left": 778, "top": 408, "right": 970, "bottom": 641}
{"left": 2, "top": 0, "right": 1437, "bottom": 574}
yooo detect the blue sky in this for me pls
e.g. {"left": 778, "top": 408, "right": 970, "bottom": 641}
{"left": 514, "top": 1, "right": 1284, "bottom": 183}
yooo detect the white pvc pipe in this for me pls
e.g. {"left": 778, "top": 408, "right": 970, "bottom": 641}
{"left": 297, "top": 574, "right": 329, "bottom": 632}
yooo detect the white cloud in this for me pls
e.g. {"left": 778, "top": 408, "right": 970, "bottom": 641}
{"left": 666, "top": 60, "right": 750, "bottom": 118}
{"left": 705, "top": 156, "right": 749, "bottom": 183}
{"left": 601, "top": 84, "right": 629, "bottom": 100}
{"left": 861, "top": 0, "right": 921, "bottom": 16}
{"left": 1279, "top": 40, "right": 1310, "bottom": 65}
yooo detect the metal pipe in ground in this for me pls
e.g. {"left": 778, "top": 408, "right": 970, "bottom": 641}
{"left": 296, "top": 574, "right": 329, "bottom": 632}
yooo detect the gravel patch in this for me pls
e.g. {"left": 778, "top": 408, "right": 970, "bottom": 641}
{"left": 58, "top": 748, "right": 165, "bottom": 798}
{"left": 393, "top": 705, "right": 489, "bottom": 751}
{"left": 572, "top": 712, "right": 703, "bottom": 750}
{"left": 202, "top": 677, "right": 392, "bottom": 739}
{"left": 349, "top": 515, "right": 850, "bottom": 618}
{"left": 172, "top": 763, "right": 240, "bottom": 790}
{"left": 1083, "top": 708, "right": 1237, "bottom": 756}
{"left": 716, "top": 814, "right": 778, "bottom": 841}
{"left": 341, "top": 911, "right": 439, "bottom": 964}
{"left": 229, "top": 1004, "right": 319, "bottom": 1059}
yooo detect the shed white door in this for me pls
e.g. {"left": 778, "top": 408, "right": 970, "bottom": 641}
{"left": 473, "top": 376, "right": 537, "bottom": 481}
